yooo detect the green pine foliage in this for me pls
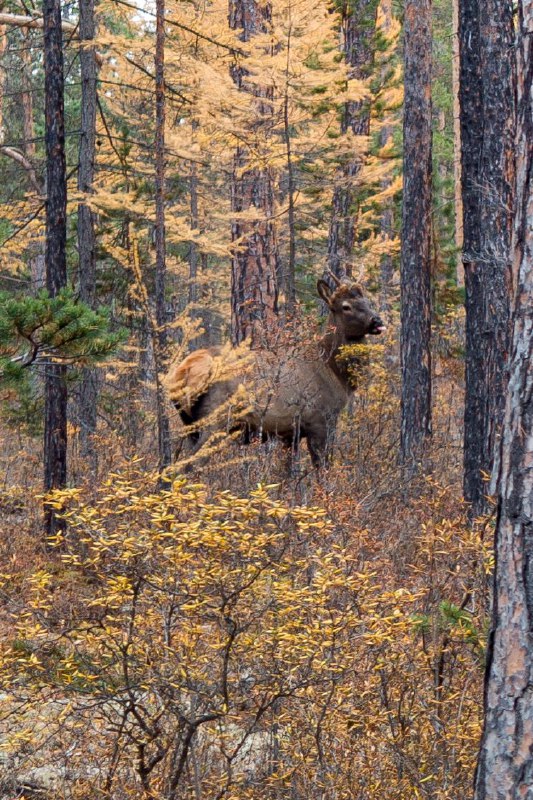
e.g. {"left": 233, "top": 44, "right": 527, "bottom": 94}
{"left": 0, "top": 288, "right": 125, "bottom": 385}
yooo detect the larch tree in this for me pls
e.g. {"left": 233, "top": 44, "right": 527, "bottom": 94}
{"left": 473, "top": 2, "right": 533, "bottom": 795}
{"left": 326, "top": 0, "right": 379, "bottom": 281}
{"left": 229, "top": 0, "right": 279, "bottom": 345}
{"left": 459, "top": 0, "right": 515, "bottom": 520}
{"left": 43, "top": 0, "right": 68, "bottom": 536}
{"left": 400, "top": 0, "right": 433, "bottom": 464}
{"left": 77, "top": 0, "right": 99, "bottom": 470}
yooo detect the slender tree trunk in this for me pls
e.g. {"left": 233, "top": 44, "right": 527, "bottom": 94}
{"left": 21, "top": 31, "right": 35, "bottom": 161}
{"left": 283, "top": 21, "right": 296, "bottom": 313}
{"left": 154, "top": 0, "right": 172, "bottom": 474}
{"left": 459, "top": 0, "right": 515, "bottom": 520}
{"left": 20, "top": 29, "right": 46, "bottom": 289}
{"left": 378, "top": 0, "right": 395, "bottom": 312}
{"left": 451, "top": 0, "right": 463, "bottom": 286}
{"left": 326, "top": 0, "right": 379, "bottom": 280}
{"left": 229, "top": 0, "right": 278, "bottom": 346}
{"left": 43, "top": 0, "right": 67, "bottom": 537}
{"left": 473, "top": 5, "right": 533, "bottom": 795}
{"left": 0, "top": 25, "right": 6, "bottom": 147}
{"left": 77, "top": 0, "right": 99, "bottom": 470}
{"left": 189, "top": 155, "right": 199, "bottom": 309}
{"left": 400, "top": 0, "right": 433, "bottom": 464}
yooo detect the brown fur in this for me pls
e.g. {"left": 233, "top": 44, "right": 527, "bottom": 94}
{"left": 167, "top": 280, "right": 384, "bottom": 468}
{"left": 165, "top": 349, "right": 217, "bottom": 416}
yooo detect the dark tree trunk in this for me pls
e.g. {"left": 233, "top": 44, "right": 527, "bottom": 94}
{"left": 229, "top": 0, "right": 278, "bottom": 346}
{"left": 77, "top": 0, "right": 99, "bottom": 470}
{"left": 43, "top": 0, "right": 67, "bottom": 537}
{"left": 189, "top": 156, "right": 199, "bottom": 309}
{"left": 283, "top": 44, "right": 296, "bottom": 313}
{"left": 399, "top": 0, "right": 433, "bottom": 464}
{"left": 459, "top": 0, "right": 515, "bottom": 519}
{"left": 326, "top": 0, "right": 379, "bottom": 280}
{"left": 154, "top": 0, "right": 172, "bottom": 474}
{"left": 473, "top": 5, "right": 533, "bottom": 794}
{"left": 378, "top": 0, "right": 394, "bottom": 313}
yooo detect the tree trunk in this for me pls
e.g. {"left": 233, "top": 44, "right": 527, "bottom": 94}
{"left": 326, "top": 0, "right": 379, "bottom": 280}
{"left": 77, "top": 0, "right": 99, "bottom": 471}
{"left": 0, "top": 25, "right": 6, "bottom": 147}
{"left": 21, "top": 30, "right": 36, "bottom": 161}
{"left": 399, "top": 0, "right": 433, "bottom": 464}
{"left": 43, "top": 0, "right": 67, "bottom": 537}
{"left": 378, "top": 0, "right": 395, "bottom": 312}
{"left": 451, "top": 0, "right": 463, "bottom": 287}
{"left": 459, "top": 0, "right": 515, "bottom": 520}
{"left": 229, "top": 0, "right": 278, "bottom": 346}
{"left": 283, "top": 26, "right": 296, "bottom": 313}
{"left": 154, "top": 0, "right": 172, "bottom": 475}
{"left": 473, "top": 5, "right": 533, "bottom": 795}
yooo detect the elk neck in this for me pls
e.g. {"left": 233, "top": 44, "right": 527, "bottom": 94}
{"left": 319, "top": 326, "right": 366, "bottom": 389}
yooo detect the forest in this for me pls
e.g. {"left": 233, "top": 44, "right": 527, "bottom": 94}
{"left": 0, "top": 0, "right": 531, "bottom": 797}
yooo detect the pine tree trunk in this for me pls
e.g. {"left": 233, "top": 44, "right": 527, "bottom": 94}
{"left": 378, "top": 0, "right": 394, "bottom": 312}
{"left": 229, "top": 0, "right": 278, "bottom": 346}
{"left": 20, "top": 28, "right": 46, "bottom": 289}
{"left": 0, "top": 25, "right": 6, "bottom": 146}
{"left": 43, "top": 0, "right": 67, "bottom": 537}
{"left": 451, "top": 0, "right": 463, "bottom": 286}
{"left": 326, "top": 0, "right": 379, "bottom": 280}
{"left": 77, "top": 0, "right": 99, "bottom": 470}
{"left": 473, "top": 5, "right": 533, "bottom": 794}
{"left": 154, "top": 0, "right": 172, "bottom": 474}
{"left": 459, "top": 0, "right": 515, "bottom": 520}
{"left": 283, "top": 41, "right": 296, "bottom": 313}
{"left": 400, "top": 0, "right": 433, "bottom": 464}
{"left": 21, "top": 30, "right": 36, "bottom": 161}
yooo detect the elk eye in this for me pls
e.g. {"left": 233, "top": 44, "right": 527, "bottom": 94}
{"left": 341, "top": 302, "right": 351, "bottom": 312}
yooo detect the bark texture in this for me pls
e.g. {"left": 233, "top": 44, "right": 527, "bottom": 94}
{"left": 451, "top": 0, "right": 463, "bottom": 286}
{"left": 459, "top": 0, "right": 515, "bottom": 519}
{"left": 229, "top": 0, "right": 278, "bottom": 345}
{"left": 326, "top": 0, "right": 379, "bottom": 281}
{"left": 154, "top": 0, "right": 172, "bottom": 474}
{"left": 473, "top": 5, "right": 533, "bottom": 795}
{"left": 378, "top": 0, "right": 394, "bottom": 312}
{"left": 77, "top": 0, "right": 99, "bottom": 467}
{"left": 43, "top": 0, "right": 67, "bottom": 536}
{"left": 400, "top": 0, "right": 433, "bottom": 463}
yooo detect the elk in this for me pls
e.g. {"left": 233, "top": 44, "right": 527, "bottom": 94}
{"left": 165, "top": 277, "right": 385, "bottom": 468}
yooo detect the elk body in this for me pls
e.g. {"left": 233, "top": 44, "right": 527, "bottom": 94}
{"left": 165, "top": 279, "right": 385, "bottom": 468}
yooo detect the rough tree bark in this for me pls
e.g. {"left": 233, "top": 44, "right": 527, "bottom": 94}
{"left": 459, "top": 0, "right": 515, "bottom": 520}
{"left": 77, "top": 0, "right": 99, "bottom": 469}
{"left": 451, "top": 0, "right": 463, "bottom": 286}
{"left": 473, "top": 4, "right": 533, "bottom": 795}
{"left": 399, "top": 0, "right": 433, "bottom": 464}
{"left": 229, "top": 0, "right": 278, "bottom": 346}
{"left": 378, "top": 0, "right": 394, "bottom": 312}
{"left": 282, "top": 21, "right": 296, "bottom": 312}
{"left": 326, "top": 0, "right": 379, "bottom": 281}
{"left": 0, "top": 25, "right": 6, "bottom": 145}
{"left": 43, "top": 0, "right": 67, "bottom": 537}
{"left": 154, "top": 0, "right": 172, "bottom": 474}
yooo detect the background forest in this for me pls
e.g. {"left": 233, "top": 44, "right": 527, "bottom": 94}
{"left": 0, "top": 0, "right": 528, "bottom": 797}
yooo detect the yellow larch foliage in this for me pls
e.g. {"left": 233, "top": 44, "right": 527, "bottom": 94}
{"left": 0, "top": 471, "right": 485, "bottom": 799}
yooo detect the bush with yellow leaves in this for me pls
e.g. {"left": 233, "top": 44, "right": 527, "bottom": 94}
{"left": 0, "top": 466, "right": 487, "bottom": 800}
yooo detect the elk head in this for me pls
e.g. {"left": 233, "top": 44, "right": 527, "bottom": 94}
{"left": 317, "top": 277, "right": 385, "bottom": 342}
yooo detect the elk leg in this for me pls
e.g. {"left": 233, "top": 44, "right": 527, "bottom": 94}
{"left": 305, "top": 427, "right": 329, "bottom": 470}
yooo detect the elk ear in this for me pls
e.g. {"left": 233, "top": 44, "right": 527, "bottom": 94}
{"left": 351, "top": 284, "right": 364, "bottom": 297}
{"left": 317, "top": 279, "right": 333, "bottom": 307}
